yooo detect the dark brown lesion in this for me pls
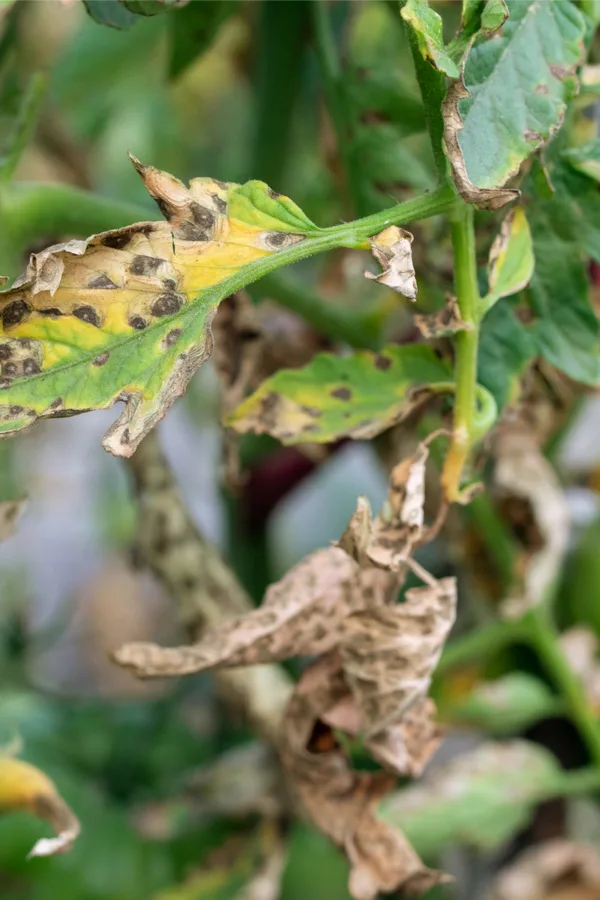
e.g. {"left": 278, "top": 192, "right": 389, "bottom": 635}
{"left": 0, "top": 345, "right": 11, "bottom": 361}
{"left": 23, "top": 359, "right": 41, "bottom": 375}
{"left": 39, "top": 307, "right": 64, "bottom": 317}
{"left": 2, "top": 362, "right": 17, "bottom": 377}
{"left": 101, "top": 223, "right": 156, "bottom": 250}
{"left": 331, "top": 387, "right": 352, "bottom": 401}
{"left": 129, "top": 315, "right": 148, "bottom": 331}
{"left": 93, "top": 352, "right": 110, "bottom": 367}
{"left": 190, "top": 203, "right": 215, "bottom": 230}
{"left": 174, "top": 222, "right": 211, "bottom": 242}
{"left": 88, "top": 273, "right": 118, "bottom": 290}
{"left": 374, "top": 354, "right": 391, "bottom": 371}
{"left": 2, "top": 298, "right": 31, "bottom": 328}
{"left": 73, "top": 305, "right": 102, "bottom": 327}
{"left": 151, "top": 292, "right": 183, "bottom": 317}
{"left": 130, "top": 255, "right": 164, "bottom": 277}
{"left": 164, "top": 329, "right": 182, "bottom": 347}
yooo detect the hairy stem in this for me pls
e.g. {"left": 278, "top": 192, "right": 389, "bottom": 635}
{"left": 442, "top": 204, "right": 481, "bottom": 501}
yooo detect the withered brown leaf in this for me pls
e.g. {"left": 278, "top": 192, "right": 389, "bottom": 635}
{"left": 365, "top": 227, "right": 417, "bottom": 300}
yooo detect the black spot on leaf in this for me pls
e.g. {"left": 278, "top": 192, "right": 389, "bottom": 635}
{"left": 374, "top": 354, "right": 391, "bottom": 371}
{"left": 10, "top": 406, "right": 23, "bottom": 415}
{"left": 93, "top": 352, "right": 110, "bottom": 366}
{"left": 23, "top": 359, "right": 40, "bottom": 375}
{"left": 331, "top": 387, "right": 352, "bottom": 401}
{"left": 190, "top": 203, "right": 215, "bottom": 230}
{"left": 129, "top": 316, "right": 147, "bottom": 331}
{"left": 88, "top": 273, "right": 118, "bottom": 289}
{"left": 0, "top": 345, "right": 11, "bottom": 360}
{"left": 2, "top": 299, "right": 31, "bottom": 328}
{"left": 50, "top": 397, "right": 63, "bottom": 409}
{"left": 39, "top": 308, "right": 64, "bottom": 317}
{"left": 214, "top": 196, "right": 227, "bottom": 214}
{"left": 2, "top": 363, "right": 17, "bottom": 377}
{"left": 130, "top": 255, "right": 163, "bottom": 276}
{"left": 164, "top": 329, "right": 182, "bottom": 347}
{"left": 151, "top": 292, "right": 183, "bottom": 317}
{"left": 174, "top": 223, "right": 209, "bottom": 242}
{"left": 102, "top": 232, "right": 131, "bottom": 250}
{"left": 73, "top": 305, "right": 101, "bottom": 327}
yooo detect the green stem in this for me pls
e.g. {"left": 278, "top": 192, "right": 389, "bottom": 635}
{"left": 556, "top": 765, "right": 600, "bottom": 797}
{"left": 442, "top": 204, "right": 481, "bottom": 501}
{"left": 527, "top": 606, "right": 600, "bottom": 768}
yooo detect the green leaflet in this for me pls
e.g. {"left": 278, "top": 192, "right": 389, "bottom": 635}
{"left": 444, "top": 0, "right": 586, "bottom": 208}
{"left": 478, "top": 298, "right": 536, "bottom": 410}
{"left": 480, "top": 206, "right": 534, "bottom": 315}
{"left": 227, "top": 345, "right": 452, "bottom": 445}
{"left": 401, "top": 0, "right": 459, "bottom": 78}
{"left": 378, "top": 740, "right": 568, "bottom": 856}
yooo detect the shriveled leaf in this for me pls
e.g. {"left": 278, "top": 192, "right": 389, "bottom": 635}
{"left": 0, "top": 497, "right": 24, "bottom": 542}
{"left": 488, "top": 840, "right": 600, "bottom": 900}
{"left": 0, "top": 156, "right": 320, "bottom": 456}
{"left": 0, "top": 756, "right": 80, "bottom": 858}
{"left": 562, "top": 138, "right": 600, "bottom": 183}
{"left": 443, "top": 0, "right": 586, "bottom": 208}
{"left": 226, "top": 344, "right": 451, "bottom": 445}
{"left": 379, "top": 740, "right": 567, "bottom": 856}
{"left": 414, "top": 294, "right": 468, "bottom": 338}
{"left": 400, "top": 0, "right": 459, "bottom": 78}
{"left": 280, "top": 657, "right": 448, "bottom": 900}
{"left": 365, "top": 227, "right": 417, "bottom": 300}
{"left": 559, "top": 627, "right": 600, "bottom": 715}
{"left": 493, "top": 422, "right": 570, "bottom": 619}
{"left": 449, "top": 672, "right": 560, "bottom": 735}
{"left": 482, "top": 207, "right": 534, "bottom": 314}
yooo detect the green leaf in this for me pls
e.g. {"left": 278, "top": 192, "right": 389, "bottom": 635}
{"left": 562, "top": 138, "right": 600, "bottom": 183}
{"left": 480, "top": 206, "right": 534, "bottom": 314}
{"left": 227, "top": 345, "right": 452, "bottom": 445}
{"left": 478, "top": 297, "right": 536, "bottom": 410}
{"left": 401, "top": 0, "right": 460, "bottom": 78}
{"left": 443, "top": 0, "right": 586, "bottom": 208}
{"left": 0, "top": 159, "right": 323, "bottom": 456}
{"left": 449, "top": 673, "right": 561, "bottom": 735}
{"left": 169, "top": 1, "right": 234, "bottom": 79}
{"left": 449, "top": 0, "right": 508, "bottom": 61}
{"left": 82, "top": 0, "right": 140, "bottom": 29}
{"left": 378, "top": 740, "right": 568, "bottom": 856}
{"left": 0, "top": 72, "right": 46, "bottom": 183}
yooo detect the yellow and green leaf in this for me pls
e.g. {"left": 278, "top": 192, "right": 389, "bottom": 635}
{"left": 227, "top": 344, "right": 452, "bottom": 445}
{"left": 0, "top": 156, "right": 320, "bottom": 456}
{"left": 480, "top": 206, "right": 534, "bottom": 315}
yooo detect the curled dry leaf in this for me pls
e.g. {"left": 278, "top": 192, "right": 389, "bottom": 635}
{"left": 493, "top": 422, "right": 570, "bottom": 619}
{"left": 559, "top": 627, "right": 600, "bottom": 715}
{"left": 414, "top": 294, "right": 468, "bottom": 338}
{"left": 0, "top": 498, "right": 25, "bottom": 542}
{"left": 0, "top": 155, "right": 318, "bottom": 456}
{"left": 279, "top": 656, "right": 448, "bottom": 900}
{"left": 488, "top": 840, "right": 600, "bottom": 900}
{"left": 0, "top": 756, "right": 80, "bottom": 858}
{"left": 365, "top": 227, "right": 417, "bottom": 300}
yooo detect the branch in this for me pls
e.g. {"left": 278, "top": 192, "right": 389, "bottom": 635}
{"left": 124, "top": 430, "right": 292, "bottom": 746}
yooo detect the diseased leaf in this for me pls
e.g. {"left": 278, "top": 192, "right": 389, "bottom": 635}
{"left": 448, "top": 0, "right": 509, "bottom": 64}
{"left": 0, "top": 156, "right": 320, "bottom": 456}
{"left": 0, "top": 497, "right": 24, "bottom": 542}
{"left": 0, "top": 756, "right": 80, "bottom": 858}
{"left": 562, "top": 138, "right": 600, "bottom": 182}
{"left": 379, "top": 740, "right": 568, "bottom": 856}
{"left": 493, "top": 422, "right": 570, "bottom": 619}
{"left": 488, "top": 840, "right": 600, "bottom": 900}
{"left": 401, "top": 0, "right": 459, "bottom": 78}
{"left": 482, "top": 207, "right": 534, "bottom": 314}
{"left": 449, "top": 672, "right": 560, "bottom": 735}
{"left": 443, "top": 0, "right": 586, "bottom": 208}
{"left": 226, "top": 344, "right": 451, "bottom": 445}
{"left": 414, "top": 294, "right": 468, "bottom": 338}
{"left": 365, "top": 226, "right": 417, "bottom": 299}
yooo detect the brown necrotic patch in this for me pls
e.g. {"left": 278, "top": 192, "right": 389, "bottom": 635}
{"left": 93, "top": 352, "right": 110, "bottom": 367}
{"left": 374, "top": 354, "right": 391, "bottom": 371}
{"left": 162, "top": 278, "right": 177, "bottom": 291}
{"left": 331, "top": 387, "right": 352, "bottom": 401}
{"left": 174, "top": 222, "right": 210, "bottom": 242}
{"left": 213, "top": 196, "right": 227, "bottom": 214}
{"left": 39, "top": 307, "right": 64, "bottom": 317}
{"left": 2, "top": 299, "right": 31, "bottom": 328}
{"left": 129, "top": 315, "right": 148, "bottom": 331}
{"left": 88, "top": 273, "right": 118, "bottom": 290}
{"left": 23, "top": 359, "right": 40, "bottom": 375}
{"left": 164, "top": 328, "right": 182, "bottom": 348}
{"left": 50, "top": 397, "right": 63, "bottom": 409}
{"left": 0, "top": 345, "right": 11, "bottom": 361}
{"left": 73, "top": 305, "right": 101, "bottom": 327}
{"left": 101, "top": 223, "right": 155, "bottom": 250}
{"left": 2, "top": 362, "right": 17, "bottom": 378}
{"left": 190, "top": 203, "right": 215, "bottom": 230}
{"left": 262, "top": 231, "right": 303, "bottom": 250}
{"left": 151, "top": 292, "right": 183, "bottom": 317}
{"left": 130, "top": 255, "right": 163, "bottom": 277}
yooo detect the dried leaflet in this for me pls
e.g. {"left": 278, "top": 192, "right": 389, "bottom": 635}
{"left": 0, "top": 756, "right": 80, "bottom": 858}
{"left": 0, "top": 155, "right": 318, "bottom": 456}
{"left": 559, "top": 627, "right": 600, "bottom": 715}
{"left": 493, "top": 421, "right": 570, "bottom": 619}
{"left": 414, "top": 294, "right": 467, "bottom": 338}
{"left": 488, "top": 840, "right": 600, "bottom": 900}
{"left": 279, "top": 657, "right": 447, "bottom": 900}
{"left": 365, "top": 227, "right": 417, "bottom": 300}
{"left": 0, "top": 498, "right": 25, "bottom": 542}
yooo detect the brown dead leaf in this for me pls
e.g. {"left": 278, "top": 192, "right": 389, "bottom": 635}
{"left": 0, "top": 498, "right": 25, "bottom": 542}
{"left": 559, "top": 627, "right": 600, "bottom": 716}
{"left": 279, "top": 656, "right": 447, "bottom": 900}
{"left": 0, "top": 756, "right": 80, "bottom": 858}
{"left": 414, "top": 295, "right": 468, "bottom": 339}
{"left": 442, "top": 78, "right": 519, "bottom": 210}
{"left": 365, "top": 227, "right": 417, "bottom": 300}
{"left": 488, "top": 840, "right": 600, "bottom": 900}
{"left": 492, "top": 422, "right": 570, "bottom": 619}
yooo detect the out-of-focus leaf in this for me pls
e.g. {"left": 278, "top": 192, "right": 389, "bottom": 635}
{"left": 449, "top": 672, "right": 560, "bottom": 735}
{"left": 0, "top": 497, "right": 24, "bottom": 542}
{"left": 227, "top": 345, "right": 451, "bottom": 445}
{"left": 563, "top": 138, "right": 600, "bottom": 182}
{"left": 0, "top": 756, "right": 80, "bottom": 857}
{"left": 443, "top": 0, "right": 586, "bottom": 208}
{"left": 169, "top": 0, "right": 234, "bottom": 79}
{"left": 0, "top": 157, "right": 321, "bottom": 456}
{"left": 378, "top": 740, "right": 568, "bottom": 855}
{"left": 401, "top": 0, "right": 459, "bottom": 78}
{"left": 481, "top": 207, "right": 534, "bottom": 314}
{"left": 0, "top": 71, "right": 46, "bottom": 183}
{"left": 488, "top": 840, "right": 600, "bottom": 900}
{"left": 83, "top": 0, "right": 140, "bottom": 29}
{"left": 559, "top": 627, "right": 600, "bottom": 715}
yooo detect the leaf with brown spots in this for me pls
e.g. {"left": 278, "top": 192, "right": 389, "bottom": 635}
{"left": 0, "top": 156, "right": 319, "bottom": 456}
{"left": 0, "top": 756, "right": 80, "bottom": 858}
{"left": 365, "top": 227, "right": 417, "bottom": 300}
{"left": 226, "top": 344, "right": 452, "bottom": 445}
